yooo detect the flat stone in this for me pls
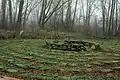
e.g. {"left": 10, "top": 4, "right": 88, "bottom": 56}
{"left": 92, "top": 62, "right": 103, "bottom": 66}
{"left": 0, "top": 66, "right": 4, "bottom": 69}
{"left": 6, "top": 69, "right": 18, "bottom": 73}
{"left": 107, "top": 73, "right": 114, "bottom": 77}
{"left": 85, "top": 64, "right": 92, "bottom": 68}
{"left": 0, "top": 76, "right": 22, "bottom": 80}
{"left": 113, "top": 67, "right": 120, "bottom": 70}
{"left": 86, "top": 68, "right": 92, "bottom": 72}
{"left": 101, "top": 69, "right": 112, "bottom": 73}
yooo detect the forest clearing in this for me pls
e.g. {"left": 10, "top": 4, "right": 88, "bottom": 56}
{"left": 0, "top": 0, "right": 120, "bottom": 79}
{"left": 0, "top": 39, "right": 120, "bottom": 80}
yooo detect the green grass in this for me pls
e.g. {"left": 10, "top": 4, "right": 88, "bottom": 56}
{"left": 0, "top": 39, "right": 120, "bottom": 80}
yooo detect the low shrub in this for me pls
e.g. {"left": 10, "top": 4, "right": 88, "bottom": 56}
{"left": 0, "top": 29, "right": 67, "bottom": 39}
{"left": 0, "top": 30, "right": 15, "bottom": 39}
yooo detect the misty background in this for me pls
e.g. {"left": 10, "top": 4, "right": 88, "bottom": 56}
{"left": 0, "top": 0, "right": 120, "bottom": 39}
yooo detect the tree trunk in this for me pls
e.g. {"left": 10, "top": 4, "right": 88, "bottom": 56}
{"left": 115, "top": 0, "right": 118, "bottom": 34}
{"left": 16, "top": 0, "right": 24, "bottom": 38}
{"left": 66, "top": 0, "right": 72, "bottom": 33}
{"left": 108, "top": 0, "right": 115, "bottom": 37}
{"left": 106, "top": 0, "right": 111, "bottom": 36}
{"left": 38, "top": 0, "right": 47, "bottom": 28}
{"left": 23, "top": 0, "right": 29, "bottom": 30}
{"left": 101, "top": 0, "right": 106, "bottom": 37}
{"left": 72, "top": 0, "right": 78, "bottom": 31}
{"left": 8, "top": 0, "right": 13, "bottom": 30}
{"left": 1, "top": 0, "right": 7, "bottom": 29}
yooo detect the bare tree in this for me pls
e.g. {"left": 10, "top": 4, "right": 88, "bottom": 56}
{"left": 1, "top": 0, "right": 7, "bottom": 29}
{"left": 115, "top": 0, "right": 118, "bottom": 34}
{"left": 101, "top": 0, "right": 106, "bottom": 37}
{"left": 38, "top": 0, "right": 47, "bottom": 28}
{"left": 16, "top": 0, "right": 24, "bottom": 38}
{"left": 108, "top": 0, "right": 116, "bottom": 36}
{"left": 61, "top": 0, "right": 64, "bottom": 26}
{"left": 8, "top": 0, "right": 12, "bottom": 29}
{"left": 85, "top": 0, "right": 96, "bottom": 35}
{"left": 106, "top": 0, "right": 111, "bottom": 36}
{"left": 38, "top": 0, "right": 67, "bottom": 28}
{"left": 71, "top": 0, "right": 78, "bottom": 31}
{"left": 65, "top": 0, "right": 72, "bottom": 33}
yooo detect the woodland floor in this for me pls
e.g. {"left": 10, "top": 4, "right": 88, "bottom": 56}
{"left": 0, "top": 39, "right": 120, "bottom": 80}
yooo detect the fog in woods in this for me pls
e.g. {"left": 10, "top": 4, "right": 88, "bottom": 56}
{"left": 0, "top": 0, "right": 120, "bottom": 39}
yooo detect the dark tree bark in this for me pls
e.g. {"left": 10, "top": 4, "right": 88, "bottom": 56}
{"left": 1, "top": 0, "right": 7, "bottom": 29}
{"left": 106, "top": 0, "right": 111, "bottom": 36}
{"left": 38, "top": 0, "right": 66, "bottom": 28}
{"left": 8, "top": 0, "right": 13, "bottom": 29}
{"left": 66, "top": 0, "right": 72, "bottom": 33}
{"left": 101, "top": 0, "right": 106, "bottom": 37}
{"left": 115, "top": 0, "right": 118, "bottom": 34}
{"left": 61, "top": 0, "right": 64, "bottom": 27}
{"left": 38, "top": 0, "right": 47, "bottom": 28}
{"left": 23, "top": 0, "right": 29, "bottom": 29}
{"left": 108, "top": 0, "right": 115, "bottom": 36}
{"left": 72, "top": 0, "right": 78, "bottom": 31}
{"left": 16, "top": 0, "right": 24, "bottom": 38}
